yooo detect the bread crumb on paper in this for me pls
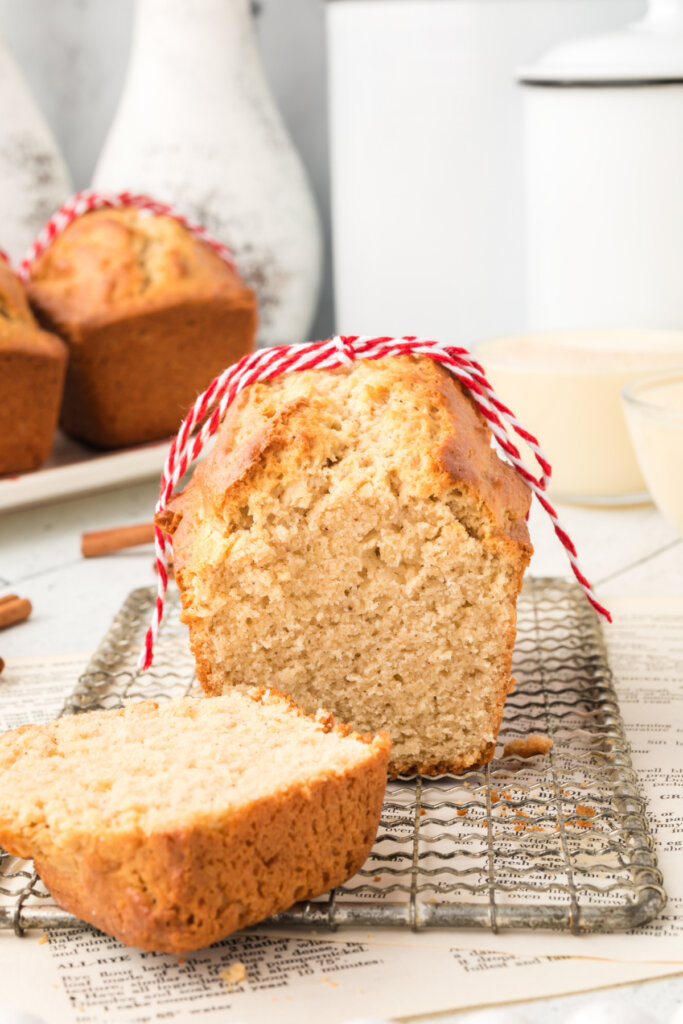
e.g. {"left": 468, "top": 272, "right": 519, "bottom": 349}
{"left": 220, "top": 962, "right": 246, "bottom": 987}
{"left": 38, "top": 933, "right": 48, "bottom": 945}
{"left": 503, "top": 734, "right": 553, "bottom": 759}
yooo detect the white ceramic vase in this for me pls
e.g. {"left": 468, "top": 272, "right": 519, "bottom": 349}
{"left": 0, "top": 30, "right": 73, "bottom": 261}
{"left": 93, "top": 0, "right": 323, "bottom": 347}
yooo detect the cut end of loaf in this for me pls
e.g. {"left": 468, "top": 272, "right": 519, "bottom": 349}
{"left": 166, "top": 356, "right": 532, "bottom": 775}
{"left": 0, "top": 691, "right": 390, "bottom": 952}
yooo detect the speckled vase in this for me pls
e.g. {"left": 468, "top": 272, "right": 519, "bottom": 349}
{"left": 92, "top": 0, "right": 323, "bottom": 348}
{"left": 0, "top": 31, "right": 73, "bottom": 261}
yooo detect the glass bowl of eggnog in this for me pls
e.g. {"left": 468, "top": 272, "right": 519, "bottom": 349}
{"left": 623, "top": 371, "right": 683, "bottom": 534}
{"left": 475, "top": 331, "right": 683, "bottom": 505}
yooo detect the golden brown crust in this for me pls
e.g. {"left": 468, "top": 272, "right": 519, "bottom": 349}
{"left": 57, "top": 297, "right": 256, "bottom": 449}
{"left": 503, "top": 734, "right": 553, "bottom": 759}
{"left": 161, "top": 357, "right": 532, "bottom": 560}
{"left": 26, "top": 207, "right": 258, "bottom": 449}
{"left": 433, "top": 372, "right": 532, "bottom": 546}
{"left": 26, "top": 208, "right": 250, "bottom": 328}
{"left": 0, "top": 264, "right": 67, "bottom": 474}
{"left": 0, "top": 693, "right": 391, "bottom": 953}
{"left": 31, "top": 754, "right": 388, "bottom": 954}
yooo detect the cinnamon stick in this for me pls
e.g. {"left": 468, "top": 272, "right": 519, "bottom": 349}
{"left": 0, "top": 595, "right": 32, "bottom": 630}
{"left": 81, "top": 522, "right": 156, "bottom": 558}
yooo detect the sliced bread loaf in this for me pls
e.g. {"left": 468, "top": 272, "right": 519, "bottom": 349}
{"left": 0, "top": 690, "right": 390, "bottom": 952}
{"left": 159, "top": 355, "right": 533, "bottom": 775}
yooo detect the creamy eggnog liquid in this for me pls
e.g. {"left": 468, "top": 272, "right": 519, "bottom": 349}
{"left": 475, "top": 331, "right": 683, "bottom": 503}
{"left": 624, "top": 376, "right": 683, "bottom": 535}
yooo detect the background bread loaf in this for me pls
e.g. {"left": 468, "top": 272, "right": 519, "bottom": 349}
{"left": 26, "top": 207, "right": 257, "bottom": 449}
{"left": 0, "top": 260, "right": 66, "bottom": 474}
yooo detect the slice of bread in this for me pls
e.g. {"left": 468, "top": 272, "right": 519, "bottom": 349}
{"left": 159, "top": 355, "right": 533, "bottom": 775}
{"left": 0, "top": 691, "right": 390, "bottom": 953}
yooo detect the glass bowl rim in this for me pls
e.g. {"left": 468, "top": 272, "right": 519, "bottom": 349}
{"left": 622, "top": 368, "right": 683, "bottom": 420}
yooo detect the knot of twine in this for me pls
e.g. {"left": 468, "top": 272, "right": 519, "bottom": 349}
{"left": 141, "top": 335, "right": 611, "bottom": 670}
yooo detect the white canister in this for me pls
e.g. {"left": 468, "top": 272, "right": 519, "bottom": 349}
{"left": 326, "top": 0, "right": 644, "bottom": 345}
{"left": 521, "top": 0, "right": 683, "bottom": 331}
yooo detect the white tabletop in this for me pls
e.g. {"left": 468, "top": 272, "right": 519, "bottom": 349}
{"left": 1, "top": 480, "right": 682, "bottom": 1022}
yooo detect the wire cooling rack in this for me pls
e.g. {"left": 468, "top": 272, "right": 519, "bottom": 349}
{"left": 0, "top": 577, "right": 665, "bottom": 937}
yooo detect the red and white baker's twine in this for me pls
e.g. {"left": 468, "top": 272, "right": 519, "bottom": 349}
{"left": 140, "top": 335, "right": 611, "bottom": 670}
{"left": 16, "top": 189, "right": 238, "bottom": 283}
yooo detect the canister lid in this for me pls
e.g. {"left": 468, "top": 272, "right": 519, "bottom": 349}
{"left": 518, "top": 0, "right": 683, "bottom": 85}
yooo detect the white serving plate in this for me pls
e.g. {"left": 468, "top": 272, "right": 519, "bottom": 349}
{"left": 0, "top": 431, "right": 171, "bottom": 513}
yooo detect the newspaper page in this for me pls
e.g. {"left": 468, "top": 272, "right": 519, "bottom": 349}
{"left": 264, "top": 596, "right": 683, "bottom": 963}
{"left": 0, "top": 924, "right": 680, "bottom": 1024}
{"left": 0, "top": 653, "right": 89, "bottom": 731}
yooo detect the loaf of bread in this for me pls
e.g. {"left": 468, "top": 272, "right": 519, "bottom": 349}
{"left": 159, "top": 356, "right": 533, "bottom": 776}
{"left": 26, "top": 207, "right": 258, "bottom": 449}
{"left": 0, "top": 690, "right": 390, "bottom": 953}
{"left": 0, "top": 260, "right": 67, "bottom": 475}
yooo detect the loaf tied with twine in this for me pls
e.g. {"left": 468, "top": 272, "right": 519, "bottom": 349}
{"left": 13, "top": 189, "right": 238, "bottom": 283}
{"left": 141, "top": 334, "right": 611, "bottom": 670}
{"left": 2, "top": 190, "right": 610, "bottom": 668}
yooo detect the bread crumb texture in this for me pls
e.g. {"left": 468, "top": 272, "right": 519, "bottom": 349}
{"left": 220, "top": 962, "right": 247, "bottom": 987}
{"left": 503, "top": 734, "right": 554, "bottom": 759}
{"left": 0, "top": 692, "right": 390, "bottom": 953}
{"left": 162, "top": 356, "right": 532, "bottom": 775}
